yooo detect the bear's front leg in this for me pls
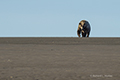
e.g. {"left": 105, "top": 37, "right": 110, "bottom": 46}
{"left": 77, "top": 30, "right": 80, "bottom": 37}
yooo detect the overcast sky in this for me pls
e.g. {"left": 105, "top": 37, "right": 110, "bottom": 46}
{"left": 0, "top": 0, "right": 120, "bottom": 37}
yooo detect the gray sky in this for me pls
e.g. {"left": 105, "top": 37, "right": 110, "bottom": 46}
{"left": 0, "top": 0, "right": 120, "bottom": 37}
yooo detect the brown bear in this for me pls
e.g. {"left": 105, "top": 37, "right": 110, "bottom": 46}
{"left": 77, "top": 20, "right": 91, "bottom": 37}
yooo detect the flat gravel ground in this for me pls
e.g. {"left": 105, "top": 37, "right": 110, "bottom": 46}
{"left": 0, "top": 37, "right": 120, "bottom": 80}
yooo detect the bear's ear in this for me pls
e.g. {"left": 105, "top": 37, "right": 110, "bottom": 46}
{"left": 79, "top": 23, "right": 81, "bottom": 25}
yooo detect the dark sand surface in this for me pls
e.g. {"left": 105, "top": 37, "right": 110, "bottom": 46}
{"left": 0, "top": 37, "right": 120, "bottom": 80}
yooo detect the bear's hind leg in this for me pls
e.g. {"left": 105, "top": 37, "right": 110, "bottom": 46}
{"left": 82, "top": 32, "right": 86, "bottom": 37}
{"left": 87, "top": 32, "right": 89, "bottom": 37}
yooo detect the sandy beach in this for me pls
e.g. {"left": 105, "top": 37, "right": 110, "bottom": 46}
{"left": 0, "top": 37, "right": 120, "bottom": 80}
